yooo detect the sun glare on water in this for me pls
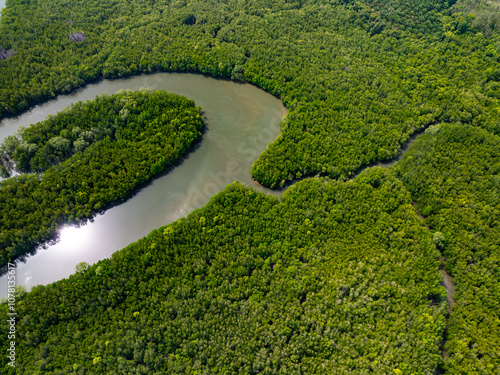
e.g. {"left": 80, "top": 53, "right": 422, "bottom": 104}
{"left": 59, "top": 225, "right": 90, "bottom": 247}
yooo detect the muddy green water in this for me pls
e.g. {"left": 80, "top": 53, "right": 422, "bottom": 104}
{"left": 0, "top": 73, "right": 287, "bottom": 296}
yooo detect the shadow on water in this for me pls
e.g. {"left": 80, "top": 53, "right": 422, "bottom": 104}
{"left": 0, "top": 72, "right": 287, "bottom": 294}
{"left": 0, "top": 124, "right": 207, "bottom": 278}
{"left": 0, "top": 68, "right": 457, "bottom": 373}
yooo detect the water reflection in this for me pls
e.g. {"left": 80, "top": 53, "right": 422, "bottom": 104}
{"left": 0, "top": 73, "right": 287, "bottom": 296}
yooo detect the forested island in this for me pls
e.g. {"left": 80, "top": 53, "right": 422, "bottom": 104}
{"left": 0, "top": 90, "right": 204, "bottom": 267}
{"left": 0, "top": 0, "right": 499, "bottom": 373}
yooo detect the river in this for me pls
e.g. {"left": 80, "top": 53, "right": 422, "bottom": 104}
{"left": 0, "top": 73, "right": 287, "bottom": 297}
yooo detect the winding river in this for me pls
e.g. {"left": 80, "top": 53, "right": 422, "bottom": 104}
{"left": 0, "top": 72, "right": 456, "bottom": 315}
{"left": 0, "top": 73, "right": 287, "bottom": 297}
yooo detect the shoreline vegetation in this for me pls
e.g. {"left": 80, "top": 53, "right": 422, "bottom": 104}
{"left": 0, "top": 0, "right": 498, "bottom": 373}
{"left": 0, "top": 93, "right": 441, "bottom": 278}
{"left": 0, "top": 90, "right": 204, "bottom": 268}
{"left": 0, "top": 0, "right": 497, "bottom": 189}
{"left": 1, "top": 169, "right": 449, "bottom": 373}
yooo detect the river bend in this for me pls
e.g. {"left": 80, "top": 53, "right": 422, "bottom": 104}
{"left": 0, "top": 73, "right": 287, "bottom": 297}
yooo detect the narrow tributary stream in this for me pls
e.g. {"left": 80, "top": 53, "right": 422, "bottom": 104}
{"left": 412, "top": 202, "right": 456, "bottom": 362}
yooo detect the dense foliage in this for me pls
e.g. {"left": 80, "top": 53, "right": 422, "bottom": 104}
{"left": 0, "top": 169, "right": 447, "bottom": 374}
{"left": 393, "top": 123, "right": 500, "bottom": 373}
{"left": 340, "top": 0, "right": 457, "bottom": 35}
{"left": 0, "top": 90, "right": 204, "bottom": 267}
{"left": 0, "top": 0, "right": 499, "bottom": 373}
{"left": 452, "top": 0, "right": 500, "bottom": 38}
{"left": 0, "top": 0, "right": 498, "bottom": 187}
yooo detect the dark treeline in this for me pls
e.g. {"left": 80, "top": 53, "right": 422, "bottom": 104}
{"left": 393, "top": 123, "right": 500, "bottom": 373}
{"left": 0, "top": 169, "right": 447, "bottom": 374}
{"left": 0, "top": 0, "right": 498, "bottom": 187}
{"left": 0, "top": 90, "right": 204, "bottom": 267}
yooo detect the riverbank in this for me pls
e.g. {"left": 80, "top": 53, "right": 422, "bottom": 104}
{"left": 0, "top": 73, "right": 287, "bottom": 296}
